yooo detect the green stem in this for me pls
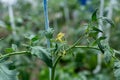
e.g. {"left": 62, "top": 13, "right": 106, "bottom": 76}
{"left": 0, "top": 51, "right": 30, "bottom": 60}
{"left": 50, "top": 35, "right": 84, "bottom": 80}
{"left": 51, "top": 56, "right": 62, "bottom": 80}
{"left": 66, "top": 34, "right": 85, "bottom": 52}
{"left": 51, "top": 67, "right": 55, "bottom": 80}
{"left": 75, "top": 46, "right": 100, "bottom": 50}
{"left": 114, "top": 50, "right": 120, "bottom": 55}
{"left": 53, "top": 56, "right": 62, "bottom": 68}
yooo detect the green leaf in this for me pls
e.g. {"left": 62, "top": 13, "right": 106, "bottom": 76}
{"left": 45, "top": 28, "right": 54, "bottom": 39}
{"left": 114, "top": 60, "right": 120, "bottom": 80}
{"left": 31, "top": 46, "right": 52, "bottom": 67}
{"left": 104, "top": 46, "right": 113, "bottom": 63}
{"left": 92, "top": 27, "right": 103, "bottom": 33}
{"left": 92, "top": 9, "right": 98, "bottom": 22}
{"left": 31, "top": 35, "right": 39, "bottom": 42}
{"left": 88, "top": 31, "right": 98, "bottom": 39}
{"left": 0, "top": 63, "right": 18, "bottom": 80}
{"left": 97, "top": 41, "right": 104, "bottom": 53}
{"left": 103, "top": 17, "right": 115, "bottom": 27}
{"left": 24, "top": 33, "right": 35, "bottom": 40}
{"left": 99, "top": 36, "right": 106, "bottom": 40}
{"left": 92, "top": 36, "right": 106, "bottom": 46}
{"left": 91, "top": 36, "right": 105, "bottom": 46}
{"left": 4, "top": 48, "right": 14, "bottom": 53}
{"left": 104, "top": 49, "right": 112, "bottom": 63}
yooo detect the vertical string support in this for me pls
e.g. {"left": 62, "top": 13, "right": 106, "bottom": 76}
{"left": 43, "top": 0, "right": 50, "bottom": 48}
{"left": 8, "top": 4, "right": 16, "bottom": 37}
{"left": 93, "top": 0, "right": 104, "bottom": 74}
{"left": 105, "top": 0, "right": 114, "bottom": 42}
{"left": 98, "top": 0, "right": 104, "bottom": 38}
{"left": 63, "top": 0, "right": 70, "bottom": 25}
{"left": 43, "top": 0, "right": 52, "bottom": 80}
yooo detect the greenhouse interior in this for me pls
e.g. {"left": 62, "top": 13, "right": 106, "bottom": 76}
{"left": 0, "top": 0, "right": 120, "bottom": 80}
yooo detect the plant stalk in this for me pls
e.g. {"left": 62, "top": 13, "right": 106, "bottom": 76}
{"left": 51, "top": 56, "right": 62, "bottom": 80}
{"left": 50, "top": 35, "right": 85, "bottom": 80}
{"left": 75, "top": 46, "right": 100, "bottom": 50}
{"left": 0, "top": 51, "right": 30, "bottom": 60}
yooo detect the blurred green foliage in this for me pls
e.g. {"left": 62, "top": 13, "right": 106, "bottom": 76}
{"left": 0, "top": 0, "right": 120, "bottom": 80}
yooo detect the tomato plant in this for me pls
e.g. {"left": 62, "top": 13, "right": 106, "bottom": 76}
{"left": 0, "top": 0, "right": 120, "bottom": 80}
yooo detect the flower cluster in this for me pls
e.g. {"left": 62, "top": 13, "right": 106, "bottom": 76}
{"left": 56, "top": 32, "right": 65, "bottom": 42}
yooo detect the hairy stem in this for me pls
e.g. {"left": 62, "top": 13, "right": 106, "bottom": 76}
{"left": 75, "top": 46, "right": 100, "bottom": 50}
{"left": 0, "top": 51, "right": 30, "bottom": 60}
{"left": 51, "top": 56, "right": 62, "bottom": 80}
{"left": 51, "top": 35, "right": 85, "bottom": 80}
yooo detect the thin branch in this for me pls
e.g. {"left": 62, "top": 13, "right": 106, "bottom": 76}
{"left": 0, "top": 51, "right": 30, "bottom": 60}
{"left": 66, "top": 34, "right": 85, "bottom": 52}
{"left": 75, "top": 46, "right": 100, "bottom": 50}
{"left": 114, "top": 50, "right": 120, "bottom": 55}
{"left": 53, "top": 34, "right": 85, "bottom": 70}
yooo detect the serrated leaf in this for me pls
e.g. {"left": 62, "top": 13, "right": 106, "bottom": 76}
{"left": 31, "top": 35, "right": 39, "bottom": 42}
{"left": 92, "top": 36, "right": 106, "bottom": 46}
{"left": 96, "top": 37, "right": 106, "bottom": 53}
{"left": 31, "top": 46, "right": 52, "bottom": 67}
{"left": 92, "top": 27, "right": 103, "bottom": 33}
{"left": 97, "top": 41, "right": 104, "bottom": 53}
{"left": 99, "top": 36, "right": 106, "bottom": 40}
{"left": 92, "top": 9, "right": 98, "bottom": 22}
{"left": 114, "top": 60, "right": 120, "bottom": 80}
{"left": 104, "top": 49, "right": 112, "bottom": 63}
{"left": 103, "top": 17, "right": 115, "bottom": 27}
{"left": 45, "top": 28, "right": 54, "bottom": 39}
{"left": 114, "top": 60, "right": 120, "bottom": 69}
{"left": 104, "top": 45, "right": 113, "bottom": 63}
{"left": 0, "top": 63, "right": 18, "bottom": 80}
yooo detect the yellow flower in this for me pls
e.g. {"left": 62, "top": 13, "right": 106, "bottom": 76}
{"left": 56, "top": 32, "right": 64, "bottom": 42}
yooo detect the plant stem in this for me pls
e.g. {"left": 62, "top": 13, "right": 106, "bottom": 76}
{"left": 66, "top": 34, "right": 85, "bottom": 52}
{"left": 50, "top": 35, "right": 85, "bottom": 80}
{"left": 114, "top": 50, "right": 120, "bottom": 55}
{"left": 75, "top": 46, "right": 100, "bottom": 50}
{"left": 51, "top": 67, "right": 55, "bottom": 80}
{"left": 51, "top": 56, "right": 62, "bottom": 80}
{"left": 0, "top": 51, "right": 30, "bottom": 60}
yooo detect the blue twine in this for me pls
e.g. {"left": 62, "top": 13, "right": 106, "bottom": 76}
{"left": 43, "top": 0, "right": 49, "bottom": 31}
{"left": 43, "top": 0, "right": 50, "bottom": 48}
